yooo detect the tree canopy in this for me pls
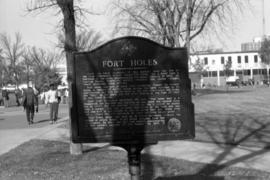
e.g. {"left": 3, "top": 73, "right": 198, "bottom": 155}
{"left": 192, "top": 58, "right": 205, "bottom": 72}
{"left": 259, "top": 38, "right": 270, "bottom": 65}
{"left": 0, "top": 33, "right": 24, "bottom": 86}
{"left": 57, "top": 29, "right": 104, "bottom": 52}
{"left": 224, "top": 58, "right": 232, "bottom": 77}
{"left": 22, "top": 46, "right": 62, "bottom": 91}
{"left": 112, "top": 0, "right": 248, "bottom": 48}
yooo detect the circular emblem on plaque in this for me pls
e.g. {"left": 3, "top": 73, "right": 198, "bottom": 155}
{"left": 167, "top": 118, "right": 182, "bottom": 132}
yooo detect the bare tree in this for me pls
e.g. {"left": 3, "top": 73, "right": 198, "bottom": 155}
{"left": 22, "top": 47, "right": 62, "bottom": 88}
{"left": 57, "top": 29, "right": 104, "bottom": 52}
{"left": 0, "top": 32, "right": 24, "bottom": 87}
{"left": 259, "top": 38, "right": 270, "bottom": 85}
{"left": 0, "top": 49, "right": 7, "bottom": 86}
{"left": 259, "top": 38, "right": 270, "bottom": 64}
{"left": 27, "top": 0, "right": 87, "bottom": 155}
{"left": 224, "top": 58, "right": 233, "bottom": 91}
{"left": 192, "top": 58, "right": 205, "bottom": 73}
{"left": 21, "top": 49, "right": 33, "bottom": 87}
{"left": 112, "top": 0, "right": 248, "bottom": 48}
{"left": 29, "top": 47, "right": 61, "bottom": 69}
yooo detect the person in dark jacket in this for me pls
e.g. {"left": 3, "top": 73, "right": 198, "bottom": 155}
{"left": 22, "top": 87, "right": 38, "bottom": 125}
{"left": 2, "top": 89, "right": 9, "bottom": 108}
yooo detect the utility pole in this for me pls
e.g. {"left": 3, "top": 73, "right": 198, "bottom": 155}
{"left": 0, "top": 49, "right": 3, "bottom": 87}
{"left": 262, "top": 0, "right": 265, "bottom": 38}
{"left": 27, "top": 64, "right": 29, "bottom": 88}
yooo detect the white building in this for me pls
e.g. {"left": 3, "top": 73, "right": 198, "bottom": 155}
{"left": 190, "top": 51, "right": 269, "bottom": 86}
{"left": 56, "top": 50, "right": 269, "bottom": 87}
{"left": 56, "top": 63, "right": 68, "bottom": 86}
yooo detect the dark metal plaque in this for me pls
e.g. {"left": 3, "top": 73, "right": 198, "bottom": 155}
{"left": 72, "top": 36, "right": 194, "bottom": 144}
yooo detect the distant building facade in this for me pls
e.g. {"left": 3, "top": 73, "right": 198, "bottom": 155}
{"left": 241, "top": 35, "right": 270, "bottom": 52}
{"left": 56, "top": 36, "right": 270, "bottom": 88}
{"left": 56, "top": 63, "right": 68, "bottom": 86}
{"left": 190, "top": 51, "right": 269, "bottom": 87}
{"left": 241, "top": 42, "right": 261, "bottom": 52}
{"left": 56, "top": 51, "right": 269, "bottom": 88}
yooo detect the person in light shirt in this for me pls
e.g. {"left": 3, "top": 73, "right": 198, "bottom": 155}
{"left": 40, "top": 86, "right": 49, "bottom": 107}
{"left": 47, "top": 84, "right": 60, "bottom": 124}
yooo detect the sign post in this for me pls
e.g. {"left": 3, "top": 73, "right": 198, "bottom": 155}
{"left": 124, "top": 144, "right": 144, "bottom": 180}
{"left": 72, "top": 36, "right": 194, "bottom": 179}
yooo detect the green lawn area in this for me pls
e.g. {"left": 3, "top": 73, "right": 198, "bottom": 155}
{"left": 1, "top": 139, "right": 270, "bottom": 180}
{"left": 193, "top": 86, "right": 270, "bottom": 148}
{"left": 60, "top": 86, "right": 270, "bottom": 148}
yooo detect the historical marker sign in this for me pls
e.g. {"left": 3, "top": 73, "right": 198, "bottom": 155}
{"left": 72, "top": 36, "right": 194, "bottom": 144}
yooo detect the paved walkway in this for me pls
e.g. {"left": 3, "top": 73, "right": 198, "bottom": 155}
{"left": 1, "top": 117, "right": 270, "bottom": 173}
{"left": 0, "top": 117, "right": 68, "bottom": 155}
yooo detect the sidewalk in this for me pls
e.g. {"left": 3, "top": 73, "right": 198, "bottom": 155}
{"left": 0, "top": 117, "right": 68, "bottom": 155}
{"left": 1, "top": 117, "right": 270, "bottom": 173}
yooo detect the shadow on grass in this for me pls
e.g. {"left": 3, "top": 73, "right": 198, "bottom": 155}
{"left": 1, "top": 140, "right": 270, "bottom": 180}
{"left": 141, "top": 153, "right": 269, "bottom": 180}
{"left": 155, "top": 175, "right": 224, "bottom": 180}
{"left": 193, "top": 112, "right": 270, "bottom": 178}
{"left": 196, "top": 113, "right": 270, "bottom": 148}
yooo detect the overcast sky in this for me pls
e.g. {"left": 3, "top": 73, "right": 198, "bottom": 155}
{"left": 0, "top": 0, "right": 269, "bottom": 52}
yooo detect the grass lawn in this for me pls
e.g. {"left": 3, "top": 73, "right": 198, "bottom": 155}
{"left": 60, "top": 86, "right": 270, "bottom": 148}
{"left": 1, "top": 139, "right": 270, "bottom": 180}
{"left": 193, "top": 86, "right": 270, "bottom": 148}
{"left": 1, "top": 86, "right": 270, "bottom": 179}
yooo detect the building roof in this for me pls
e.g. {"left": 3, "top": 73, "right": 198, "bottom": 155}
{"left": 191, "top": 50, "right": 259, "bottom": 56}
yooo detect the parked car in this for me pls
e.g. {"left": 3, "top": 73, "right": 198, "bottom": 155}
{"left": 226, "top": 76, "right": 241, "bottom": 86}
{"left": 263, "top": 79, "right": 270, "bottom": 86}
{"left": 2, "top": 84, "right": 16, "bottom": 92}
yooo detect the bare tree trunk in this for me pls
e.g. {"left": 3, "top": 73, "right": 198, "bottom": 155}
{"left": 185, "top": 0, "right": 192, "bottom": 63}
{"left": 57, "top": 0, "right": 82, "bottom": 155}
{"left": 27, "top": 64, "right": 30, "bottom": 87}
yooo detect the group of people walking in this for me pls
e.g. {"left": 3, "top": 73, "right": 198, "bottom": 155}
{"left": 1, "top": 88, "right": 23, "bottom": 107}
{"left": 22, "top": 83, "right": 62, "bottom": 125}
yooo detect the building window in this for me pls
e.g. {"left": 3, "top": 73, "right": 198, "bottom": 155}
{"left": 258, "top": 69, "right": 262, "bottom": 75}
{"left": 221, "top": 56, "right": 225, "bottom": 64}
{"left": 253, "top": 69, "right": 258, "bottom": 75}
{"left": 224, "top": 70, "right": 234, "bottom": 76}
{"left": 262, "top": 69, "right": 267, "bottom": 75}
{"left": 228, "top": 56, "right": 232, "bottom": 63}
{"left": 244, "top": 70, "right": 250, "bottom": 75}
{"left": 245, "top": 55, "right": 248, "bottom": 63}
{"left": 204, "top": 57, "right": 208, "bottom": 65}
{"left": 254, "top": 55, "right": 258, "bottom": 63}
{"left": 237, "top": 56, "right": 241, "bottom": 63}
{"left": 220, "top": 70, "right": 224, "bottom": 76}
{"left": 229, "top": 70, "right": 234, "bottom": 76}
{"left": 236, "top": 70, "right": 243, "bottom": 76}
{"left": 202, "top": 71, "right": 208, "bottom": 77}
{"left": 212, "top": 60, "right": 215, "bottom": 65}
{"left": 212, "top": 71, "right": 217, "bottom": 77}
